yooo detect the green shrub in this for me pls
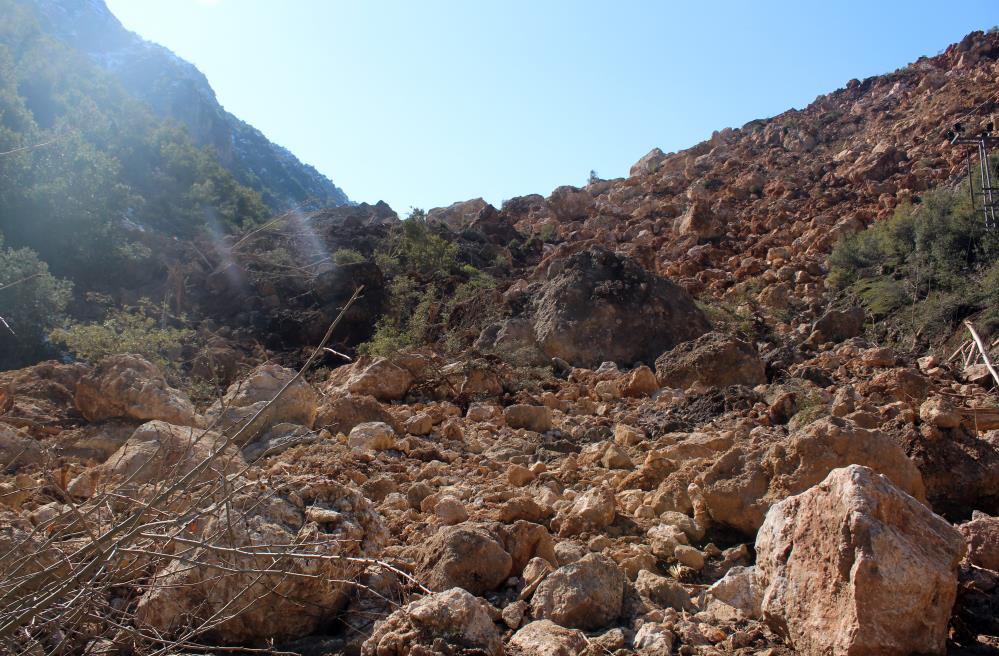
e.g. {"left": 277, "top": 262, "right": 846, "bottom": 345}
{"left": 358, "top": 276, "right": 436, "bottom": 357}
{"left": 0, "top": 237, "right": 73, "bottom": 367}
{"left": 375, "top": 210, "right": 460, "bottom": 281}
{"left": 50, "top": 300, "right": 193, "bottom": 375}
{"left": 333, "top": 248, "right": 365, "bottom": 265}
{"left": 828, "top": 181, "right": 999, "bottom": 346}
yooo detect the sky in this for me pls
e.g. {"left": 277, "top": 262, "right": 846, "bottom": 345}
{"left": 104, "top": 0, "right": 997, "bottom": 214}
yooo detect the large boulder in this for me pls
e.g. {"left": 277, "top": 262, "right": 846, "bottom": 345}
{"left": 328, "top": 357, "right": 414, "bottom": 402}
{"left": 655, "top": 331, "right": 766, "bottom": 389}
{"left": 810, "top": 306, "right": 865, "bottom": 344}
{"left": 416, "top": 523, "right": 513, "bottom": 595}
{"left": 204, "top": 364, "right": 317, "bottom": 444}
{"left": 893, "top": 425, "right": 999, "bottom": 518}
{"left": 0, "top": 360, "right": 87, "bottom": 426}
{"left": 630, "top": 147, "right": 667, "bottom": 177}
{"left": 531, "top": 247, "right": 710, "bottom": 368}
{"left": 426, "top": 198, "right": 490, "bottom": 230}
{"left": 547, "top": 185, "right": 593, "bottom": 221}
{"left": 676, "top": 200, "right": 723, "bottom": 241}
{"left": 315, "top": 394, "right": 398, "bottom": 435}
{"left": 756, "top": 465, "right": 965, "bottom": 656}
{"left": 97, "top": 420, "right": 244, "bottom": 488}
{"left": 135, "top": 475, "right": 387, "bottom": 644}
{"left": 505, "top": 404, "right": 552, "bottom": 432}
{"left": 555, "top": 485, "right": 617, "bottom": 537}
{"left": 74, "top": 354, "right": 197, "bottom": 426}
{"left": 361, "top": 587, "right": 503, "bottom": 656}
{"left": 0, "top": 423, "right": 44, "bottom": 468}
{"left": 698, "top": 416, "right": 926, "bottom": 534}
{"left": 530, "top": 553, "right": 626, "bottom": 630}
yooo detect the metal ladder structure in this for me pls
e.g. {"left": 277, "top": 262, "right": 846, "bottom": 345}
{"left": 948, "top": 121, "right": 999, "bottom": 229}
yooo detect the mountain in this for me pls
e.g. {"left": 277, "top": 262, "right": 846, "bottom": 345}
{"left": 23, "top": 0, "right": 349, "bottom": 211}
{"left": 492, "top": 31, "right": 999, "bottom": 324}
{"left": 4, "top": 16, "right": 999, "bottom": 656}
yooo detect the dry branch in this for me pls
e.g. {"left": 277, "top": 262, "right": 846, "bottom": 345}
{"left": 964, "top": 320, "right": 999, "bottom": 388}
{"left": 0, "top": 286, "right": 420, "bottom": 655}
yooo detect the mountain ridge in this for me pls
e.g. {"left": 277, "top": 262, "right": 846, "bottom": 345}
{"left": 24, "top": 0, "right": 350, "bottom": 211}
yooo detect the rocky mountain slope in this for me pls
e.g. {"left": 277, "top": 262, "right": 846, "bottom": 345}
{"left": 24, "top": 0, "right": 350, "bottom": 211}
{"left": 485, "top": 31, "right": 999, "bottom": 319}
{"left": 2, "top": 26, "right": 999, "bottom": 656}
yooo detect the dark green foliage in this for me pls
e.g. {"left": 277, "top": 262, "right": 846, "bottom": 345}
{"left": 49, "top": 300, "right": 193, "bottom": 377}
{"left": 0, "top": 235, "right": 73, "bottom": 368}
{"left": 360, "top": 211, "right": 499, "bottom": 357}
{"left": 0, "top": 0, "right": 272, "bottom": 361}
{"left": 333, "top": 248, "right": 366, "bottom": 265}
{"left": 828, "top": 181, "right": 999, "bottom": 345}
{"left": 374, "top": 210, "right": 459, "bottom": 281}
{"left": 0, "top": 0, "right": 270, "bottom": 285}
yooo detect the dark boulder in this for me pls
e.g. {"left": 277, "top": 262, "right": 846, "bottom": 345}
{"left": 527, "top": 248, "right": 710, "bottom": 368}
{"left": 810, "top": 306, "right": 865, "bottom": 344}
{"left": 655, "top": 332, "right": 766, "bottom": 390}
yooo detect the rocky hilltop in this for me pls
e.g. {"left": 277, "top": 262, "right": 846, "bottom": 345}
{"left": 24, "top": 0, "right": 350, "bottom": 211}
{"left": 1, "top": 27, "right": 999, "bottom": 656}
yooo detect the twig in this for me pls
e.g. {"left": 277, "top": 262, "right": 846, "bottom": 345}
{"left": 964, "top": 320, "right": 999, "bottom": 388}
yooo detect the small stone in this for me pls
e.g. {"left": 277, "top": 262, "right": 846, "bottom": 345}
{"left": 403, "top": 412, "right": 434, "bottom": 436}
{"left": 509, "top": 620, "right": 588, "bottom": 656}
{"left": 502, "top": 600, "right": 528, "bottom": 629}
{"left": 505, "top": 405, "right": 553, "bottom": 432}
{"left": 507, "top": 464, "right": 536, "bottom": 486}
{"left": 600, "top": 443, "right": 633, "bottom": 469}
{"left": 435, "top": 496, "right": 468, "bottom": 525}
{"left": 620, "top": 366, "right": 659, "bottom": 398}
{"left": 648, "top": 523, "right": 688, "bottom": 560}
{"left": 467, "top": 402, "right": 501, "bottom": 422}
{"left": 633, "top": 623, "right": 675, "bottom": 652}
{"left": 614, "top": 424, "right": 645, "bottom": 446}
{"left": 347, "top": 422, "right": 396, "bottom": 452}
{"left": 673, "top": 545, "right": 705, "bottom": 570}
{"left": 587, "top": 535, "right": 612, "bottom": 552}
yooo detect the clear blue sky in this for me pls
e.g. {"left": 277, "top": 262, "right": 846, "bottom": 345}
{"left": 105, "top": 0, "right": 996, "bottom": 214}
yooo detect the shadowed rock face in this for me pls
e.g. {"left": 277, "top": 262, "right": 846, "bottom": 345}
{"left": 532, "top": 247, "right": 710, "bottom": 367}
{"left": 655, "top": 331, "right": 767, "bottom": 390}
{"left": 481, "top": 247, "right": 710, "bottom": 368}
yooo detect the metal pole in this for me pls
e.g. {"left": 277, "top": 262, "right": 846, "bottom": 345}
{"left": 983, "top": 138, "right": 997, "bottom": 228}
{"left": 979, "top": 140, "right": 991, "bottom": 226}
{"left": 969, "top": 150, "right": 976, "bottom": 210}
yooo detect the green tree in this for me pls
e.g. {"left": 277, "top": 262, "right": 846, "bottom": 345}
{"left": 0, "top": 236, "right": 72, "bottom": 367}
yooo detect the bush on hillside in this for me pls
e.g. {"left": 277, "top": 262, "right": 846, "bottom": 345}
{"left": 333, "top": 248, "right": 366, "bottom": 265}
{"left": 828, "top": 183, "right": 999, "bottom": 345}
{"left": 50, "top": 301, "right": 194, "bottom": 377}
{"left": 360, "top": 211, "right": 502, "bottom": 356}
{"left": 0, "top": 237, "right": 73, "bottom": 368}
{"left": 0, "top": 0, "right": 270, "bottom": 289}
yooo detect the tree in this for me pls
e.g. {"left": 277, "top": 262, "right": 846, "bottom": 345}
{"left": 0, "top": 236, "right": 72, "bottom": 367}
